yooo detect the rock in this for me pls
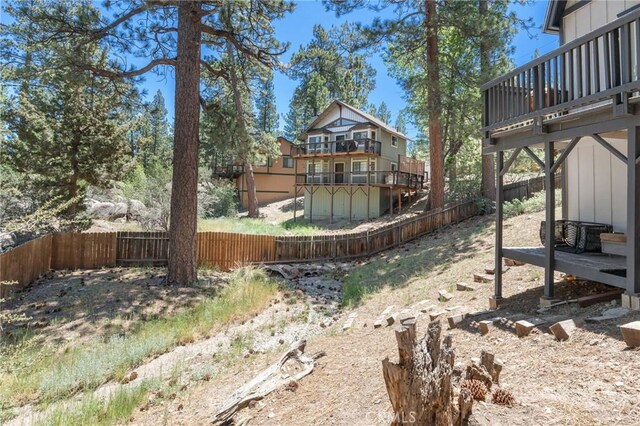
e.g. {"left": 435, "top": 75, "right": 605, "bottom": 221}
{"left": 585, "top": 307, "right": 630, "bottom": 323}
{"left": 515, "top": 320, "right": 536, "bottom": 337}
{"left": 447, "top": 314, "right": 464, "bottom": 329}
{"left": 343, "top": 313, "right": 357, "bottom": 331}
{"left": 121, "top": 371, "right": 138, "bottom": 384}
{"left": 429, "top": 310, "right": 445, "bottom": 321}
{"left": 418, "top": 304, "right": 436, "bottom": 313}
{"left": 504, "top": 258, "right": 525, "bottom": 267}
{"left": 549, "top": 319, "right": 577, "bottom": 341}
{"left": 128, "top": 199, "right": 147, "bottom": 219}
{"left": 456, "top": 282, "right": 475, "bottom": 292}
{"left": 386, "top": 312, "right": 399, "bottom": 326}
{"left": 485, "top": 265, "right": 495, "bottom": 275}
{"left": 620, "top": 321, "right": 640, "bottom": 348}
{"left": 438, "top": 289, "right": 453, "bottom": 302}
{"left": 473, "top": 274, "right": 494, "bottom": 283}
{"left": 398, "top": 309, "right": 415, "bottom": 323}
{"left": 478, "top": 320, "right": 493, "bottom": 335}
{"left": 0, "top": 232, "right": 16, "bottom": 251}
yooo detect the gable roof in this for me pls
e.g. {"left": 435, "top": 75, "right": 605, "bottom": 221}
{"left": 299, "top": 100, "right": 409, "bottom": 141}
{"left": 543, "top": 0, "right": 565, "bottom": 35}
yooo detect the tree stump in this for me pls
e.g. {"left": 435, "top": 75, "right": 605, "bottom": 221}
{"left": 382, "top": 319, "right": 471, "bottom": 426}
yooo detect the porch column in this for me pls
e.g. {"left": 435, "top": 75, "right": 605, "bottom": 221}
{"left": 544, "top": 141, "right": 556, "bottom": 299}
{"left": 627, "top": 126, "right": 640, "bottom": 296}
{"left": 494, "top": 150, "right": 504, "bottom": 304}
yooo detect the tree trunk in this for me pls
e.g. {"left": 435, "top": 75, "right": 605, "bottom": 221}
{"left": 426, "top": 0, "right": 445, "bottom": 209}
{"left": 168, "top": 1, "right": 201, "bottom": 286}
{"left": 479, "top": 0, "right": 496, "bottom": 201}
{"left": 245, "top": 162, "right": 260, "bottom": 217}
{"left": 382, "top": 319, "right": 472, "bottom": 425}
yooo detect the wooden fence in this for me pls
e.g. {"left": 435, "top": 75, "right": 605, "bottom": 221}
{"left": 0, "top": 235, "right": 52, "bottom": 298}
{"left": 0, "top": 175, "right": 554, "bottom": 295}
{"left": 503, "top": 174, "right": 561, "bottom": 203}
{"left": 275, "top": 199, "right": 479, "bottom": 262}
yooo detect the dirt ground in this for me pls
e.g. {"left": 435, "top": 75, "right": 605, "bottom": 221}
{"left": 130, "top": 209, "right": 640, "bottom": 426}
{"left": 2, "top": 268, "right": 227, "bottom": 348}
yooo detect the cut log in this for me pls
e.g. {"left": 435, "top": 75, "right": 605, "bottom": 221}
{"left": 382, "top": 320, "right": 471, "bottom": 426}
{"left": 577, "top": 289, "right": 624, "bottom": 307}
{"left": 212, "top": 340, "right": 316, "bottom": 424}
{"left": 374, "top": 305, "right": 395, "bottom": 328}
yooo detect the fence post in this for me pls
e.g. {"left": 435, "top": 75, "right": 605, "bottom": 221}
{"left": 366, "top": 230, "right": 370, "bottom": 254}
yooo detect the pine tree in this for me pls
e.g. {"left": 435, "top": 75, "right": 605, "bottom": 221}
{"left": 1, "top": 45, "right": 133, "bottom": 215}
{"left": 395, "top": 110, "right": 408, "bottom": 134}
{"left": 0, "top": 0, "right": 293, "bottom": 285}
{"left": 255, "top": 70, "right": 279, "bottom": 134}
{"left": 376, "top": 101, "right": 392, "bottom": 125}
{"left": 284, "top": 22, "right": 375, "bottom": 136}
{"left": 146, "top": 90, "right": 172, "bottom": 166}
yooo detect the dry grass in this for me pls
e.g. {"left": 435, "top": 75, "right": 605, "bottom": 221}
{"left": 0, "top": 266, "right": 277, "bottom": 411}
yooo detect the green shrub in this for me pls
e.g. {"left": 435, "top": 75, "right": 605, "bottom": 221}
{"left": 199, "top": 179, "right": 238, "bottom": 218}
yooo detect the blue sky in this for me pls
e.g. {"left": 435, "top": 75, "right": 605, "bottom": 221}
{"left": 141, "top": 0, "right": 559, "bottom": 140}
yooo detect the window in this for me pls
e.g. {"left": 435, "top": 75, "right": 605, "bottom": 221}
{"left": 282, "top": 156, "right": 294, "bottom": 168}
{"left": 371, "top": 131, "right": 376, "bottom": 141}
{"left": 391, "top": 162, "right": 398, "bottom": 171}
{"left": 257, "top": 158, "right": 272, "bottom": 167}
{"left": 391, "top": 136, "right": 398, "bottom": 147}
{"left": 353, "top": 131, "right": 368, "bottom": 140}
{"left": 308, "top": 135, "right": 322, "bottom": 143}
{"left": 351, "top": 160, "right": 368, "bottom": 183}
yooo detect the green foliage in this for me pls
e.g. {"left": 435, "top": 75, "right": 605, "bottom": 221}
{"left": 199, "top": 179, "right": 239, "bottom": 218}
{"left": 1, "top": 1, "right": 136, "bottom": 214}
{"left": 283, "top": 23, "right": 376, "bottom": 139}
{"left": 3, "top": 196, "right": 92, "bottom": 236}
{"left": 197, "top": 217, "right": 320, "bottom": 236}
{"left": 123, "top": 164, "right": 171, "bottom": 231}
{"left": 255, "top": 70, "right": 279, "bottom": 134}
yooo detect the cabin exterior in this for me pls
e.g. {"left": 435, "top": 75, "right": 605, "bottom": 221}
{"left": 214, "top": 137, "right": 304, "bottom": 208}
{"left": 484, "top": 0, "right": 640, "bottom": 308}
{"left": 291, "top": 100, "right": 425, "bottom": 222}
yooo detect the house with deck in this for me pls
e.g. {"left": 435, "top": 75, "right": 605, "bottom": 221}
{"left": 214, "top": 137, "right": 304, "bottom": 208}
{"left": 484, "top": 1, "right": 640, "bottom": 308}
{"left": 291, "top": 100, "right": 425, "bottom": 222}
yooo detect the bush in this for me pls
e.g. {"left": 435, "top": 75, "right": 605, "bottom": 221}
{"left": 199, "top": 179, "right": 238, "bottom": 218}
{"left": 122, "top": 164, "right": 171, "bottom": 231}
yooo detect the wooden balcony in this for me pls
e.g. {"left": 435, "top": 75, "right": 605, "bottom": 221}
{"left": 482, "top": 8, "right": 640, "bottom": 141}
{"left": 295, "top": 170, "right": 424, "bottom": 190}
{"left": 291, "top": 138, "right": 382, "bottom": 158}
{"left": 212, "top": 164, "right": 244, "bottom": 178}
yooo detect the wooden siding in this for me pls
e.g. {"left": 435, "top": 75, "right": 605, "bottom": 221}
{"left": 563, "top": 1, "right": 640, "bottom": 43}
{"left": 566, "top": 135, "right": 628, "bottom": 231}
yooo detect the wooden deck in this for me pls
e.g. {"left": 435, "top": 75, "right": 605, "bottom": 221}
{"left": 503, "top": 247, "right": 627, "bottom": 288}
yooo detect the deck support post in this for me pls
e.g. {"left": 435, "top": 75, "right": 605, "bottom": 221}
{"left": 544, "top": 141, "right": 556, "bottom": 299}
{"left": 493, "top": 149, "right": 504, "bottom": 307}
{"left": 626, "top": 125, "right": 640, "bottom": 301}
{"left": 349, "top": 186, "right": 353, "bottom": 223}
{"left": 367, "top": 187, "right": 370, "bottom": 220}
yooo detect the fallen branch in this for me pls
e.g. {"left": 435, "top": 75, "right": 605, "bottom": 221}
{"left": 212, "top": 340, "right": 315, "bottom": 424}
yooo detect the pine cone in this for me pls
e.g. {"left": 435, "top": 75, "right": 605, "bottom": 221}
{"left": 492, "top": 388, "right": 515, "bottom": 406}
{"left": 461, "top": 379, "right": 488, "bottom": 401}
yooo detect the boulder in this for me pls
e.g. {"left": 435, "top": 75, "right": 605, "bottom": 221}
{"left": 88, "top": 201, "right": 117, "bottom": 219}
{"left": 127, "top": 199, "right": 147, "bottom": 219}
{"left": 111, "top": 202, "right": 128, "bottom": 219}
{"left": 514, "top": 320, "right": 535, "bottom": 337}
{"left": 0, "top": 232, "right": 16, "bottom": 251}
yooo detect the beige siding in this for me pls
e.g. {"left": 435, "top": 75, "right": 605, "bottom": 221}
{"left": 566, "top": 136, "right": 628, "bottom": 231}
{"left": 562, "top": 0, "right": 640, "bottom": 43}
{"left": 304, "top": 187, "right": 381, "bottom": 220}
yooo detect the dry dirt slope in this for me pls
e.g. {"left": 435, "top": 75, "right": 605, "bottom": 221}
{"left": 135, "top": 210, "right": 640, "bottom": 426}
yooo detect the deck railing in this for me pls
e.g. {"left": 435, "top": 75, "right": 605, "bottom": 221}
{"left": 296, "top": 170, "right": 424, "bottom": 189}
{"left": 482, "top": 9, "right": 640, "bottom": 134}
{"left": 291, "top": 138, "right": 382, "bottom": 157}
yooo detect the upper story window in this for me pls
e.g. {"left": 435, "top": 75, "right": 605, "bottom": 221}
{"left": 353, "top": 131, "right": 368, "bottom": 140}
{"left": 391, "top": 136, "right": 398, "bottom": 147}
{"left": 282, "top": 156, "right": 294, "bottom": 168}
{"left": 308, "top": 135, "right": 322, "bottom": 144}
